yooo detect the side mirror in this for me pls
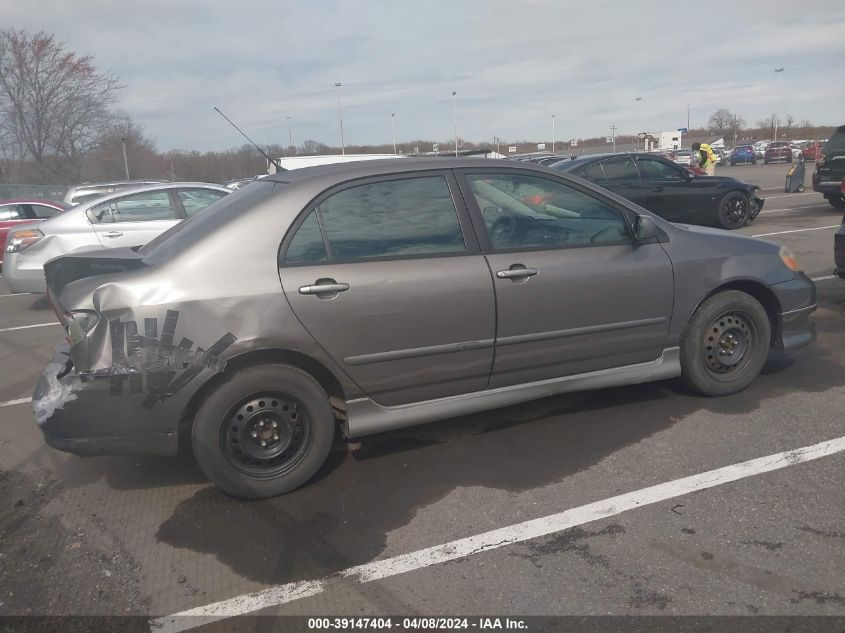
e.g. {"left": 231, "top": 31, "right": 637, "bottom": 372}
{"left": 634, "top": 215, "right": 658, "bottom": 242}
{"left": 684, "top": 169, "right": 694, "bottom": 181}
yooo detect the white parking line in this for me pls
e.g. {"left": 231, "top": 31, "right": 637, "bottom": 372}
{"left": 752, "top": 225, "right": 840, "bottom": 237}
{"left": 0, "top": 397, "right": 31, "bottom": 408}
{"left": 0, "top": 322, "right": 59, "bottom": 333}
{"left": 763, "top": 193, "right": 821, "bottom": 201}
{"left": 758, "top": 204, "right": 832, "bottom": 215}
{"left": 0, "top": 293, "right": 31, "bottom": 298}
{"left": 151, "top": 435, "right": 845, "bottom": 633}
{"left": 811, "top": 275, "right": 837, "bottom": 282}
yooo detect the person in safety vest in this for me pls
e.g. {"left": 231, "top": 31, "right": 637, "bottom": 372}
{"left": 692, "top": 142, "right": 718, "bottom": 176}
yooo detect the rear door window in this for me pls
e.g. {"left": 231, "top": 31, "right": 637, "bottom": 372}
{"left": 579, "top": 162, "right": 607, "bottom": 183}
{"left": 0, "top": 205, "right": 23, "bottom": 220}
{"left": 178, "top": 188, "right": 228, "bottom": 216}
{"left": 314, "top": 176, "right": 466, "bottom": 261}
{"left": 30, "top": 204, "right": 63, "bottom": 219}
{"left": 600, "top": 156, "right": 639, "bottom": 181}
{"left": 89, "top": 190, "right": 178, "bottom": 224}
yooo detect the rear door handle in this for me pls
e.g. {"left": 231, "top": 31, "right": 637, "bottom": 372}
{"left": 496, "top": 268, "right": 539, "bottom": 279}
{"left": 299, "top": 282, "right": 350, "bottom": 295}
{"left": 103, "top": 231, "right": 123, "bottom": 238}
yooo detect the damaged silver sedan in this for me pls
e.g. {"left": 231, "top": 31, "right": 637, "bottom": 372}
{"left": 35, "top": 158, "right": 816, "bottom": 498}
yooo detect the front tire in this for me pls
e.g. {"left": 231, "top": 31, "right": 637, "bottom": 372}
{"left": 192, "top": 364, "right": 336, "bottom": 499}
{"left": 680, "top": 291, "right": 771, "bottom": 396}
{"left": 716, "top": 191, "right": 751, "bottom": 229}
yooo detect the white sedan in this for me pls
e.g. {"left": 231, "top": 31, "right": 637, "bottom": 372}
{"left": 4, "top": 183, "right": 229, "bottom": 294}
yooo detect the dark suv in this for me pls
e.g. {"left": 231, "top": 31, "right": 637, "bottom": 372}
{"left": 813, "top": 125, "right": 845, "bottom": 210}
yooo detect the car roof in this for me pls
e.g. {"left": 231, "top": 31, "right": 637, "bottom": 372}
{"left": 0, "top": 198, "right": 69, "bottom": 207}
{"left": 262, "top": 157, "right": 568, "bottom": 186}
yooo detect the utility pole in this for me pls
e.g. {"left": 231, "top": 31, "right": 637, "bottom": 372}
{"left": 121, "top": 137, "right": 130, "bottom": 179}
{"left": 452, "top": 91, "right": 458, "bottom": 157}
{"left": 335, "top": 82, "right": 346, "bottom": 155}
{"left": 773, "top": 67, "right": 784, "bottom": 142}
{"left": 733, "top": 114, "right": 738, "bottom": 148}
{"left": 552, "top": 115, "right": 556, "bottom": 153}
{"left": 493, "top": 136, "right": 500, "bottom": 155}
{"left": 286, "top": 116, "right": 293, "bottom": 148}
{"left": 610, "top": 125, "right": 617, "bottom": 153}
{"left": 686, "top": 103, "right": 690, "bottom": 131}
{"left": 392, "top": 113, "right": 397, "bottom": 155}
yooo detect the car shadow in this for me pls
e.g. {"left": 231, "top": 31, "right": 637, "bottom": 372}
{"left": 28, "top": 295, "right": 51, "bottom": 311}
{"left": 153, "top": 328, "right": 844, "bottom": 586}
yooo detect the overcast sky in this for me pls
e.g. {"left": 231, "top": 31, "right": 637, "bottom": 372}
{"left": 3, "top": 0, "right": 844, "bottom": 151}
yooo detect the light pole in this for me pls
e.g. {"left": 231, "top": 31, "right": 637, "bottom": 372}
{"left": 552, "top": 115, "right": 556, "bottom": 153}
{"left": 635, "top": 96, "right": 643, "bottom": 151}
{"left": 493, "top": 136, "right": 501, "bottom": 155}
{"left": 286, "top": 116, "right": 293, "bottom": 148}
{"left": 686, "top": 103, "right": 690, "bottom": 131}
{"left": 392, "top": 113, "right": 397, "bottom": 154}
{"left": 452, "top": 91, "right": 458, "bottom": 157}
{"left": 120, "top": 137, "right": 130, "bottom": 179}
{"left": 335, "top": 81, "right": 346, "bottom": 155}
{"left": 610, "top": 125, "right": 617, "bottom": 153}
{"left": 773, "top": 67, "right": 784, "bottom": 141}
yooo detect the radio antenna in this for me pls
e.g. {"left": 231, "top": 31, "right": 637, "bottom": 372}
{"left": 213, "top": 106, "right": 285, "bottom": 172}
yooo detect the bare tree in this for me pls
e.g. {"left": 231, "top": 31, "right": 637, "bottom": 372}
{"left": 708, "top": 109, "right": 744, "bottom": 134}
{"left": 785, "top": 114, "right": 795, "bottom": 130}
{"left": 756, "top": 114, "right": 777, "bottom": 139}
{"left": 0, "top": 29, "right": 122, "bottom": 182}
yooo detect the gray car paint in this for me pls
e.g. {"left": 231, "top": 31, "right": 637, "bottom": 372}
{"left": 32, "top": 158, "right": 815, "bottom": 457}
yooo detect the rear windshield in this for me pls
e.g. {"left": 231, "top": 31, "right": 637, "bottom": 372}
{"left": 139, "top": 181, "right": 277, "bottom": 261}
{"left": 824, "top": 128, "right": 845, "bottom": 152}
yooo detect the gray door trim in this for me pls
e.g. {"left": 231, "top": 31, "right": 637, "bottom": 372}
{"left": 344, "top": 338, "right": 495, "bottom": 366}
{"left": 343, "top": 346, "right": 681, "bottom": 437}
{"left": 495, "top": 316, "right": 668, "bottom": 347}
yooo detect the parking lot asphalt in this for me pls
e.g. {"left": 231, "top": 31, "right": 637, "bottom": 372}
{"left": 0, "top": 163, "right": 843, "bottom": 627}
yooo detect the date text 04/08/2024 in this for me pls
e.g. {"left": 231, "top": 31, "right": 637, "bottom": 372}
{"left": 307, "top": 617, "right": 528, "bottom": 630}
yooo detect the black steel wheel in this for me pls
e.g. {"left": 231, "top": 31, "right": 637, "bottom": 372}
{"left": 192, "top": 364, "right": 335, "bottom": 499}
{"left": 717, "top": 191, "right": 750, "bottom": 229}
{"left": 221, "top": 393, "right": 311, "bottom": 479}
{"left": 700, "top": 312, "right": 756, "bottom": 380}
{"left": 680, "top": 290, "right": 771, "bottom": 396}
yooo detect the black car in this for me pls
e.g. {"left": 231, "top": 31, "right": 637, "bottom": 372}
{"left": 836, "top": 221, "right": 845, "bottom": 279}
{"left": 812, "top": 125, "right": 845, "bottom": 210}
{"left": 549, "top": 153, "right": 763, "bottom": 229}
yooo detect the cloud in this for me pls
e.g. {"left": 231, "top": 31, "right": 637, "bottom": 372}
{"left": 2, "top": 0, "right": 843, "bottom": 150}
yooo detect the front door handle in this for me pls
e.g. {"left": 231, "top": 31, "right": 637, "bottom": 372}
{"left": 496, "top": 267, "right": 539, "bottom": 279}
{"left": 103, "top": 231, "right": 123, "bottom": 238}
{"left": 299, "top": 280, "right": 350, "bottom": 296}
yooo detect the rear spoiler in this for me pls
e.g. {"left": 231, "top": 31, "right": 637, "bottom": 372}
{"left": 43, "top": 247, "right": 148, "bottom": 298}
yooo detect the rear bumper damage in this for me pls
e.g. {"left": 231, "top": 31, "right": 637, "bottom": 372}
{"left": 33, "top": 344, "right": 180, "bottom": 456}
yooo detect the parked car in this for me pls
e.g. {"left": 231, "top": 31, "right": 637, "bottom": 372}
{"left": 34, "top": 158, "right": 816, "bottom": 499}
{"left": 549, "top": 152, "right": 763, "bottom": 229}
{"left": 535, "top": 155, "right": 573, "bottom": 166}
{"left": 790, "top": 144, "right": 803, "bottom": 159}
{"left": 801, "top": 142, "right": 824, "bottom": 162}
{"left": 752, "top": 141, "right": 769, "bottom": 159}
{"left": 812, "top": 125, "right": 845, "bottom": 210}
{"left": 730, "top": 145, "right": 757, "bottom": 165}
{"left": 63, "top": 180, "right": 167, "bottom": 206}
{"left": 764, "top": 142, "right": 793, "bottom": 164}
{"left": 670, "top": 149, "right": 693, "bottom": 166}
{"left": 4, "top": 183, "right": 230, "bottom": 293}
{"left": 0, "top": 199, "right": 69, "bottom": 267}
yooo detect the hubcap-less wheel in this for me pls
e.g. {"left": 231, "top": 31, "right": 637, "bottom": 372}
{"left": 702, "top": 312, "right": 755, "bottom": 379}
{"left": 222, "top": 394, "right": 311, "bottom": 479}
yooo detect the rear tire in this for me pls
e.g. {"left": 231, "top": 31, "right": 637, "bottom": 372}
{"left": 826, "top": 194, "right": 845, "bottom": 210}
{"left": 680, "top": 291, "right": 771, "bottom": 397}
{"left": 192, "top": 364, "right": 336, "bottom": 499}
